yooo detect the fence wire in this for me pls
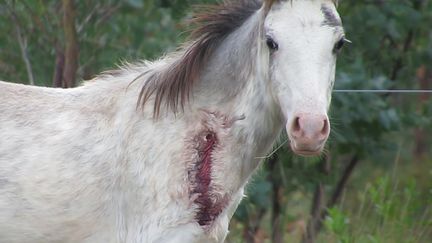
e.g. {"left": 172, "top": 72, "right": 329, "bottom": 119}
{"left": 333, "top": 90, "right": 432, "bottom": 93}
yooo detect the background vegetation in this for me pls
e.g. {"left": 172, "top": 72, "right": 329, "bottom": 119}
{"left": 0, "top": 0, "right": 431, "bottom": 242}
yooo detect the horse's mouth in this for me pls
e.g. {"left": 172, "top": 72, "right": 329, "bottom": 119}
{"left": 290, "top": 143, "right": 324, "bottom": 156}
{"left": 291, "top": 148, "right": 322, "bottom": 156}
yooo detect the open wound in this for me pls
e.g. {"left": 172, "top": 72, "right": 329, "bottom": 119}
{"left": 186, "top": 110, "right": 244, "bottom": 226}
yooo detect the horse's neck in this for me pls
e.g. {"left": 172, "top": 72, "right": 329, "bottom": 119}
{"left": 191, "top": 9, "right": 284, "bottom": 179}
{"left": 201, "top": 10, "right": 281, "bottom": 147}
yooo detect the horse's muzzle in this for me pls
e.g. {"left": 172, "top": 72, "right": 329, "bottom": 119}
{"left": 286, "top": 113, "right": 330, "bottom": 156}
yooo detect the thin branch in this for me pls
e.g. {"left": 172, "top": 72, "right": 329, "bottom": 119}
{"left": 303, "top": 183, "right": 325, "bottom": 243}
{"left": 267, "top": 154, "right": 283, "bottom": 243}
{"left": 95, "top": 4, "right": 122, "bottom": 26}
{"left": 6, "top": 3, "right": 35, "bottom": 85}
{"left": 76, "top": 3, "right": 100, "bottom": 34}
{"left": 21, "top": 1, "right": 58, "bottom": 47}
{"left": 302, "top": 155, "right": 329, "bottom": 243}
{"left": 319, "top": 155, "right": 359, "bottom": 234}
{"left": 390, "top": 30, "right": 414, "bottom": 81}
{"left": 243, "top": 207, "right": 267, "bottom": 243}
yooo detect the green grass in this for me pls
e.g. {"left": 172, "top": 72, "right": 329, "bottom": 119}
{"left": 226, "top": 157, "right": 432, "bottom": 243}
{"left": 322, "top": 178, "right": 431, "bottom": 242}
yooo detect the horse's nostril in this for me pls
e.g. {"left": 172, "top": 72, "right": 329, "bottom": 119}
{"left": 292, "top": 116, "right": 301, "bottom": 133}
{"left": 321, "top": 119, "right": 329, "bottom": 136}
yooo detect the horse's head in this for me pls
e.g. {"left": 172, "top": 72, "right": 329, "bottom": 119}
{"left": 263, "top": 0, "right": 345, "bottom": 156}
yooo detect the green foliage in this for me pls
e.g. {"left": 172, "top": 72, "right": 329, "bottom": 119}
{"left": 0, "top": 0, "right": 219, "bottom": 86}
{"left": 322, "top": 171, "right": 432, "bottom": 243}
{"left": 339, "top": 0, "right": 432, "bottom": 83}
{"left": 331, "top": 60, "right": 402, "bottom": 155}
{"left": 324, "top": 207, "right": 351, "bottom": 243}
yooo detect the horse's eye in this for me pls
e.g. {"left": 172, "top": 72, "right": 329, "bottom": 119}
{"left": 266, "top": 37, "right": 278, "bottom": 51}
{"left": 334, "top": 37, "right": 351, "bottom": 53}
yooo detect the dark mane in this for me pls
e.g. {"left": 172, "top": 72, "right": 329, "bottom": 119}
{"left": 137, "top": 0, "right": 262, "bottom": 117}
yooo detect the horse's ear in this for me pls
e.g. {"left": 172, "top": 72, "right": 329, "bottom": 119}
{"left": 263, "top": 0, "right": 277, "bottom": 14}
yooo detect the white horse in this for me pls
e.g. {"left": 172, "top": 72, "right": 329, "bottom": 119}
{"left": 0, "top": 0, "right": 345, "bottom": 242}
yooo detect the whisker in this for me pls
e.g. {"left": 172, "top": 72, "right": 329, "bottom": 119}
{"left": 255, "top": 138, "right": 289, "bottom": 159}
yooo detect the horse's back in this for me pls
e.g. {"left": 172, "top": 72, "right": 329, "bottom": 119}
{"left": 0, "top": 80, "right": 72, "bottom": 157}
{"left": 0, "top": 80, "right": 68, "bottom": 114}
{"left": 0, "top": 81, "right": 116, "bottom": 242}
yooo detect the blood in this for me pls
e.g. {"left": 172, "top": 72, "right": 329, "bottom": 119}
{"left": 192, "top": 131, "right": 223, "bottom": 226}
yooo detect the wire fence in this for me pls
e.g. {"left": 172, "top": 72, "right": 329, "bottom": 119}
{"left": 333, "top": 90, "right": 432, "bottom": 94}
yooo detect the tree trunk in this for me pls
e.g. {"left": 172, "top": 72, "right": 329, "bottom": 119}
{"left": 242, "top": 208, "right": 266, "bottom": 243}
{"left": 302, "top": 155, "right": 359, "bottom": 243}
{"left": 62, "top": 0, "right": 79, "bottom": 88}
{"left": 302, "top": 155, "right": 329, "bottom": 243}
{"left": 52, "top": 47, "right": 65, "bottom": 88}
{"left": 268, "top": 154, "right": 283, "bottom": 243}
{"left": 303, "top": 183, "right": 325, "bottom": 243}
{"left": 414, "top": 65, "right": 431, "bottom": 157}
